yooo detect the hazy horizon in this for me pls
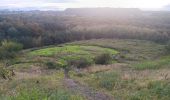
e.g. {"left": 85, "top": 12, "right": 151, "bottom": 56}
{"left": 0, "top": 0, "right": 170, "bottom": 11}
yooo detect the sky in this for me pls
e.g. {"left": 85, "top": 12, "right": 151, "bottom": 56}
{"left": 0, "top": 0, "right": 170, "bottom": 10}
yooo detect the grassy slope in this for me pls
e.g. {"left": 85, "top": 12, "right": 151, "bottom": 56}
{"left": 69, "top": 39, "right": 165, "bottom": 62}
{"left": 69, "top": 39, "right": 170, "bottom": 100}
{"left": 0, "top": 39, "right": 170, "bottom": 100}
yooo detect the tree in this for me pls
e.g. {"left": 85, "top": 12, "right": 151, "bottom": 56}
{"left": 0, "top": 40, "right": 23, "bottom": 59}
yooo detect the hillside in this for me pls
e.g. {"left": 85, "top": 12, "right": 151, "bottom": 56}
{"left": 0, "top": 8, "right": 170, "bottom": 100}
{"left": 0, "top": 39, "right": 169, "bottom": 100}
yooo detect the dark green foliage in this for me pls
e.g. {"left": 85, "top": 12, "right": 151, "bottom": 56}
{"left": 45, "top": 61, "right": 59, "bottom": 69}
{"left": 95, "top": 53, "right": 113, "bottom": 65}
{"left": 0, "top": 40, "right": 23, "bottom": 59}
{"left": 165, "top": 41, "right": 170, "bottom": 53}
{"left": 68, "top": 57, "right": 93, "bottom": 68}
{"left": 0, "top": 67, "right": 15, "bottom": 80}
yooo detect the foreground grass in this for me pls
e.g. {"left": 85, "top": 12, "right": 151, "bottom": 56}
{"left": 0, "top": 70, "right": 85, "bottom": 100}
{"left": 74, "top": 70, "right": 170, "bottom": 100}
{"left": 0, "top": 88, "right": 84, "bottom": 100}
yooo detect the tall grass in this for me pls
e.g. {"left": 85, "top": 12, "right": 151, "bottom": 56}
{"left": 92, "top": 71, "right": 120, "bottom": 90}
{"left": 129, "top": 81, "right": 170, "bottom": 100}
{"left": 134, "top": 57, "right": 170, "bottom": 70}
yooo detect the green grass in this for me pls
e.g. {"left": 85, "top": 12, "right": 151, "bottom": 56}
{"left": 134, "top": 56, "right": 170, "bottom": 70}
{"left": 0, "top": 88, "right": 84, "bottom": 100}
{"left": 0, "top": 71, "right": 84, "bottom": 100}
{"left": 29, "top": 45, "right": 118, "bottom": 57}
{"left": 128, "top": 81, "right": 170, "bottom": 100}
{"left": 69, "top": 39, "right": 165, "bottom": 62}
{"left": 95, "top": 72, "right": 120, "bottom": 91}
{"left": 78, "top": 70, "right": 170, "bottom": 100}
{"left": 28, "top": 45, "right": 118, "bottom": 67}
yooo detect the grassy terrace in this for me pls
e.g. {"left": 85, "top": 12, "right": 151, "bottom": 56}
{"left": 29, "top": 45, "right": 118, "bottom": 65}
{"left": 29, "top": 45, "right": 118, "bottom": 56}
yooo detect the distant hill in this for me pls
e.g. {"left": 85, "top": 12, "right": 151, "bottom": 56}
{"left": 64, "top": 8, "right": 142, "bottom": 17}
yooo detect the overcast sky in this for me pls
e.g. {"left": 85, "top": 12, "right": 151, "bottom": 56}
{"left": 0, "top": 0, "right": 170, "bottom": 10}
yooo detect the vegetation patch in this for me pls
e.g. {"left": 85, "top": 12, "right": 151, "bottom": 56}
{"left": 129, "top": 81, "right": 170, "bottom": 100}
{"left": 134, "top": 56, "right": 170, "bottom": 70}
{"left": 1, "top": 88, "right": 84, "bottom": 100}
{"left": 30, "top": 45, "right": 118, "bottom": 57}
{"left": 0, "top": 40, "right": 23, "bottom": 59}
{"left": 95, "top": 53, "right": 113, "bottom": 65}
{"left": 29, "top": 45, "right": 118, "bottom": 69}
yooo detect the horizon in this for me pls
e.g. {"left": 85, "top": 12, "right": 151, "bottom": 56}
{"left": 0, "top": 0, "right": 170, "bottom": 11}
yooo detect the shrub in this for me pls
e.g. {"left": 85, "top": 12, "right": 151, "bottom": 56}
{"left": 95, "top": 52, "right": 113, "bottom": 65}
{"left": 45, "top": 61, "right": 59, "bottom": 69}
{"left": 0, "top": 67, "right": 15, "bottom": 80}
{"left": 165, "top": 41, "right": 170, "bottom": 53}
{"left": 68, "top": 57, "right": 93, "bottom": 68}
{"left": 0, "top": 40, "right": 23, "bottom": 59}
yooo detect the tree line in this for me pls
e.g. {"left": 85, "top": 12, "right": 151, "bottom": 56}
{"left": 0, "top": 10, "right": 170, "bottom": 49}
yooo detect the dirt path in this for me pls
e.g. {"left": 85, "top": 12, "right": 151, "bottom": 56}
{"left": 64, "top": 79, "right": 114, "bottom": 100}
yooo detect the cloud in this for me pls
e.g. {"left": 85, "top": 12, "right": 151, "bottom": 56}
{"left": 163, "top": 4, "right": 170, "bottom": 10}
{"left": 0, "top": 0, "right": 78, "bottom": 10}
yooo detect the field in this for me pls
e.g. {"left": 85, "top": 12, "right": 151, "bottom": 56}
{"left": 0, "top": 39, "right": 170, "bottom": 100}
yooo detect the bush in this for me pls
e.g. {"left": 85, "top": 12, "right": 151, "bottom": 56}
{"left": 165, "top": 41, "right": 170, "bottom": 53}
{"left": 68, "top": 57, "right": 93, "bottom": 68}
{"left": 95, "top": 53, "right": 113, "bottom": 65}
{"left": 0, "top": 67, "right": 15, "bottom": 80}
{"left": 0, "top": 40, "right": 23, "bottom": 59}
{"left": 45, "top": 61, "right": 59, "bottom": 69}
